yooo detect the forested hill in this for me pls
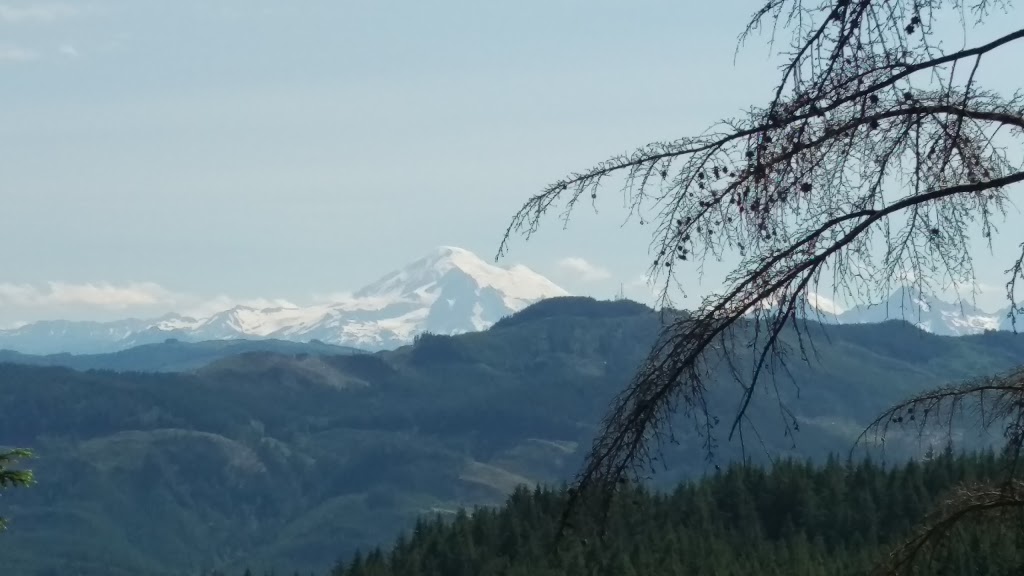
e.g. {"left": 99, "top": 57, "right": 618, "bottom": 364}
{"left": 1, "top": 297, "right": 1023, "bottom": 575}
{"left": 0, "top": 337, "right": 362, "bottom": 373}
{"left": 329, "top": 451, "right": 1024, "bottom": 576}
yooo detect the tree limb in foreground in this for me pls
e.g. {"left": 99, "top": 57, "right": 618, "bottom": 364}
{"left": 874, "top": 480, "right": 1024, "bottom": 575}
{"left": 499, "top": 0, "right": 1024, "bottom": 557}
{"left": 0, "top": 448, "right": 33, "bottom": 532}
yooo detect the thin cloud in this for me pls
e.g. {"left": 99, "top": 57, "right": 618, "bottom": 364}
{"left": 557, "top": 257, "right": 612, "bottom": 282}
{"left": 181, "top": 296, "right": 300, "bottom": 319}
{"left": 0, "top": 46, "right": 39, "bottom": 62}
{"left": 0, "top": 281, "right": 307, "bottom": 323}
{"left": 0, "top": 281, "right": 175, "bottom": 309}
{"left": 625, "top": 274, "right": 650, "bottom": 289}
{"left": 58, "top": 43, "right": 78, "bottom": 58}
{"left": 311, "top": 290, "right": 355, "bottom": 304}
{"left": 0, "top": 3, "right": 79, "bottom": 24}
{"left": 623, "top": 274, "right": 658, "bottom": 304}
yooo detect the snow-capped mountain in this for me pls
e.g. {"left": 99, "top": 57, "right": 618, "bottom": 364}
{"left": 802, "top": 286, "right": 1010, "bottom": 336}
{"left": 0, "top": 247, "right": 569, "bottom": 354}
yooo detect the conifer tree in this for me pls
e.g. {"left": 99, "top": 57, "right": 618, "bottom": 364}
{"left": 0, "top": 448, "right": 33, "bottom": 532}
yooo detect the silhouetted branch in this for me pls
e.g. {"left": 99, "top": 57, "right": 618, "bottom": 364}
{"left": 500, "top": 1, "right": 1024, "bottom": 559}
{"left": 876, "top": 480, "right": 1024, "bottom": 575}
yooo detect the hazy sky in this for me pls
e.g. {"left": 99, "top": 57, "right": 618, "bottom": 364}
{"left": 1, "top": 0, "right": 1021, "bottom": 324}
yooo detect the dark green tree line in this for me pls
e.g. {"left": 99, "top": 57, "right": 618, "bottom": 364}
{"left": 332, "top": 451, "right": 1024, "bottom": 576}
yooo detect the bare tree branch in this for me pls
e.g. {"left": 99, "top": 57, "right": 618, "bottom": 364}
{"left": 499, "top": 2, "right": 1024, "bottom": 565}
{"left": 876, "top": 480, "right": 1024, "bottom": 575}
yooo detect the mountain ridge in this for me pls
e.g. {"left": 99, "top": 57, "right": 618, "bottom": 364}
{"left": 4, "top": 246, "right": 1020, "bottom": 354}
{"left": 0, "top": 247, "right": 568, "bottom": 354}
{"left": 0, "top": 338, "right": 362, "bottom": 373}
{"left": 800, "top": 285, "right": 1013, "bottom": 336}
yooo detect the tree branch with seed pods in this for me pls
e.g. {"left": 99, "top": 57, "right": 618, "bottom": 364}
{"left": 499, "top": 1, "right": 1024, "bottom": 571}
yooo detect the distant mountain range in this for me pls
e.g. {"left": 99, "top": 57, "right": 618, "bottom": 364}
{"left": 0, "top": 245, "right": 1017, "bottom": 355}
{"left": 0, "top": 246, "right": 568, "bottom": 354}
{"left": 801, "top": 286, "right": 1015, "bottom": 336}
{"left": 0, "top": 338, "right": 362, "bottom": 373}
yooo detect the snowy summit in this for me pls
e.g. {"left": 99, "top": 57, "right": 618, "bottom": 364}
{"left": 0, "top": 247, "right": 569, "bottom": 354}
{"left": 801, "top": 286, "right": 1009, "bottom": 337}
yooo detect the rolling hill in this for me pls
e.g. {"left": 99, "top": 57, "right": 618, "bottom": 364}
{"left": 0, "top": 338, "right": 362, "bottom": 373}
{"left": 0, "top": 297, "right": 1021, "bottom": 575}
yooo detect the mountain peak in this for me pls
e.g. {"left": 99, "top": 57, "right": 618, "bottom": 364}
{"left": 0, "top": 247, "right": 570, "bottom": 354}
{"left": 421, "top": 245, "right": 495, "bottom": 277}
{"left": 354, "top": 246, "right": 567, "bottom": 304}
{"left": 431, "top": 245, "right": 476, "bottom": 258}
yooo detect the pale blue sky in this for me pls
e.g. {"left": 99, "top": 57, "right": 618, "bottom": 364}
{"left": 1, "top": 0, "right": 1020, "bottom": 323}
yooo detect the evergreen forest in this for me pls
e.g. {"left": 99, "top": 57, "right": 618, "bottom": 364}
{"left": 219, "top": 451, "right": 1024, "bottom": 576}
